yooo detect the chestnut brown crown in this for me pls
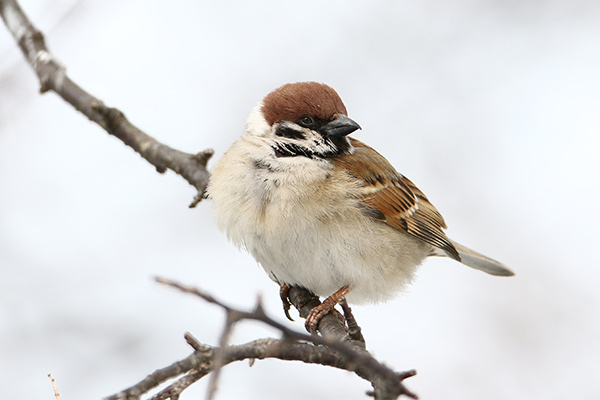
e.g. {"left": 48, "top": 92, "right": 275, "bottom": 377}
{"left": 261, "top": 82, "right": 348, "bottom": 126}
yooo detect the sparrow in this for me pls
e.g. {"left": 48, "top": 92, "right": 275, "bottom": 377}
{"left": 207, "top": 82, "right": 513, "bottom": 332}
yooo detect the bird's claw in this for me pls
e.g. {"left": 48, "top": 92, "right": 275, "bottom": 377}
{"left": 279, "top": 283, "right": 294, "bottom": 321}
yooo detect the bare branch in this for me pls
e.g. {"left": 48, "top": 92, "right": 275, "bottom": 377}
{"left": 104, "top": 279, "right": 418, "bottom": 400}
{"left": 154, "top": 278, "right": 352, "bottom": 347}
{"left": 0, "top": 0, "right": 212, "bottom": 205}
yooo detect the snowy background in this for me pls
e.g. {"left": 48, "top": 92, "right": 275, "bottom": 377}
{"left": 1, "top": 0, "right": 599, "bottom": 399}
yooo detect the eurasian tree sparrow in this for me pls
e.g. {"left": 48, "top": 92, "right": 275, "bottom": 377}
{"left": 207, "top": 82, "right": 513, "bottom": 331}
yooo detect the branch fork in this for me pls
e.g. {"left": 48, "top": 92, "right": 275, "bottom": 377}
{"left": 105, "top": 278, "right": 417, "bottom": 400}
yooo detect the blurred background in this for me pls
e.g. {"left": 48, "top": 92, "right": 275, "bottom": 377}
{"left": 1, "top": 0, "right": 599, "bottom": 399}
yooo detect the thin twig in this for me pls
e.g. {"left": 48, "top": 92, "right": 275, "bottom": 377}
{"left": 148, "top": 369, "right": 207, "bottom": 400}
{"left": 48, "top": 374, "right": 62, "bottom": 400}
{"left": 0, "top": 0, "right": 213, "bottom": 205}
{"left": 206, "top": 310, "right": 238, "bottom": 400}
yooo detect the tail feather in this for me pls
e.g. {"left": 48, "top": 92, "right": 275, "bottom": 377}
{"left": 447, "top": 240, "right": 514, "bottom": 277}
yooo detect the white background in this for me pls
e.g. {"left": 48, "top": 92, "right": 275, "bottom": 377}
{"left": 1, "top": 1, "right": 599, "bottom": 399}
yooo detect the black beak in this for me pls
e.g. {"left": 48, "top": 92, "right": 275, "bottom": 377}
{"left": 320, "top": 115, "right": 361, "bottom": 137}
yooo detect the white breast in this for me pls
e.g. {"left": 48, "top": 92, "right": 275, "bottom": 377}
{"left": 207, "top": 135, "right": 429, "bottom": 304}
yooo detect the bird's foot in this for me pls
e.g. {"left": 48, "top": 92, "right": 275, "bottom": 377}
{"left": 305, "top": 285, "right": 350, "bottom": 334}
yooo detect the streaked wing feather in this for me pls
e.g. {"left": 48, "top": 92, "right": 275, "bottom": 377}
{"left": 336, "top": 138, "right": 460, "bottom": 260}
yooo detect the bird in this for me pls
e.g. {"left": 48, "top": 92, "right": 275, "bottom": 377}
{"left": 207, "top": 82, "right": 513, "bottom": 332}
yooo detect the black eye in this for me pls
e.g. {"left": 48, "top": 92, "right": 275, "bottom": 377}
{"left": 297, "top": 115, "right": 316, "bottom": 128}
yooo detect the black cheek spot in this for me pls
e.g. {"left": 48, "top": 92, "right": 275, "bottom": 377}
{"left": 275, "top": 126, "right": 306, "bottom": 140}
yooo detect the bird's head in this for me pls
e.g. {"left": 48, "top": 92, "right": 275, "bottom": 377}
{"left": 245, "top": 82, "right": 361, "bottom": 158}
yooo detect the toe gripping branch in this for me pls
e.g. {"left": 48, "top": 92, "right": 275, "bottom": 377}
{"left": 305, "top": 285, "right": 350, "bottom": 333}
{"left": 280, "top": 283, "right": 352, "bottom": 335}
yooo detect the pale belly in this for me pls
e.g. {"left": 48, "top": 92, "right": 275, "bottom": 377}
{"left": 239, "top": 192, "right": 429, "bottom": 304}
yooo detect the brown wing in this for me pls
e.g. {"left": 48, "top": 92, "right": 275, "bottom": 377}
{"left": 335, "top": 138, "right": 460, "bottom": 260}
